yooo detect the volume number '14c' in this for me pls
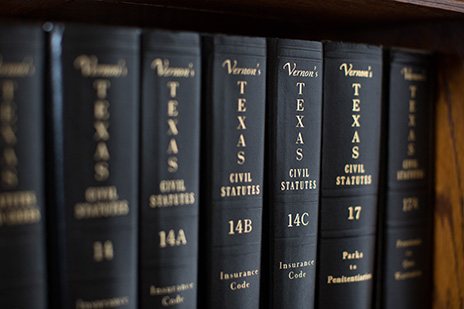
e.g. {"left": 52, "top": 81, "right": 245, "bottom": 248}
{"left": 288, "top": 212, "right": 309, "bottom": 228}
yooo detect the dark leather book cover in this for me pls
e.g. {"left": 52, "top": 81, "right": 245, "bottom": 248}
{"left": 0, "top": 24, "right": 47, "bottom": 309}
{"left": 317, "top": 42, "right": 383, "bottom": 309}
{"left": 46, "top": 23, "right": 139, "bottom": 308}
{"left": 199, "top": 34, "right": 266, "bottom": 309}
{"left": 263, "top": 38, "right": 322, "bottom": 309}
{"left": 140, "top": 30, "right": 200, "bottom": 308}
{"left": 378, "top": 49, "right": 434, "bottom": 309}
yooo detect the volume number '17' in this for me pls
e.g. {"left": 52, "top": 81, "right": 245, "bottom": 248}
{"left": 348, "top": 206, "right": 362, "bottom": 220}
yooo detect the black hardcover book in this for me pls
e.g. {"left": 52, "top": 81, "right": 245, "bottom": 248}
{"left": 263, "top": 38, "right": 322, "bottom": 309}
{"left": 140, "top": 30, "right": 201, "bottom": 308}
{"left": 317, "top": 42, "right": 383, "bottom": 309}
{"left": 0, "top": 24, "right": 47, "bottom": 308}
{"left": 199, "top": 34, "right": 266, "bottom": 309}
{"left": 378, "top": 49, "right": 434, "bottom": 309}
{"left": 46, "top": 24, "right": 139, "bottom": 308}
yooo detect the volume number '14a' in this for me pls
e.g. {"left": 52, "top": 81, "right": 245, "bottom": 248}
{"left": 288, "top": 212, "right": 309, "bottom": 228}
{"left": 159, "top": 229, "right": 187, "bottom": 248}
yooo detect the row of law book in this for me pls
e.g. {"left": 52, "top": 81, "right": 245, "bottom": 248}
{"left": 0, "top": 22, "right": 434, "bottom": 309}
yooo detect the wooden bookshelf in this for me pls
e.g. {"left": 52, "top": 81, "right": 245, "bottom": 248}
{"left": 1, "top": 0, "right": 463, "bottom": 307}
{"left": 434, "top": 53, "right": 464, "bottom": 309}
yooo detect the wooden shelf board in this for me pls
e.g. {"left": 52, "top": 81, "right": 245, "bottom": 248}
{"left": 1, "top": 0, "right": 464, "bottom": 24}
{"left": 434, "top": 53, "right": 464, "bottom": 309}
{"left": 393, "top": 0, "right": 464, "bottom": 13}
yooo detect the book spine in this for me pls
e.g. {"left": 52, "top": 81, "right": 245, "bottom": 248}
{"left": 379, "top": 49, "right": 434, "bottom": 309}
{"left": 199, "top": 34, "right": 266, "bottom": 309}
{"left": 47, "top": 24, "right": 139, "bottom": 308}
{"left": 317, "top": 42, "right": 383, "bottom": 309}
{"left": 0, "top": 24, "right": 47, "bottom": 309}
{"left": 139, "top": 30, "right": 201, "bottom": 308}
{"left": 263, "top": 38, "right": 322, "bottom": 309}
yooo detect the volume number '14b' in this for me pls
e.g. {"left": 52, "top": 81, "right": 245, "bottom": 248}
{"left": 288, "top": 212, "right": 309, "bottom": 228}
{"left": 228, "top": 219, "right": 253, "bottom": 235}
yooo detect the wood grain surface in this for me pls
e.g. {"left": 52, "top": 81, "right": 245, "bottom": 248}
{"left": 434, "top": 51, "right": 464, "bottom": 308}
{"left": 0, "top": 0, "right": 463, "bottom": 28}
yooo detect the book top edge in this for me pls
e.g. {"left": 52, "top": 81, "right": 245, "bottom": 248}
{"left": 206, "top": 34, "right": 266, "bottom": 49}
{"left": 324, "top": 41, "right": 383, "bottom": 60}
{"left": 270, "top": 38, "right": 323, "bottom": 59}
{"left": 389, "top": 48, "right": 434, "bottom": 64}
{"left": 51, "top": 23, "right": 140, "bottom": 52}
{"left": 143, "top": 30, "right": 200, "bottom": 54}
{"left": 0, "top": 25, "right": 43, "bottom": 47}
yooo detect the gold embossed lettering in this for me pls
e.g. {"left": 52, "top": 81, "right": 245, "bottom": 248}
{"left": 92, "top": 80, "right": 111, "bottom": 181}
{"left": 1, "top": 80, "right": 18, "bottom": 188}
